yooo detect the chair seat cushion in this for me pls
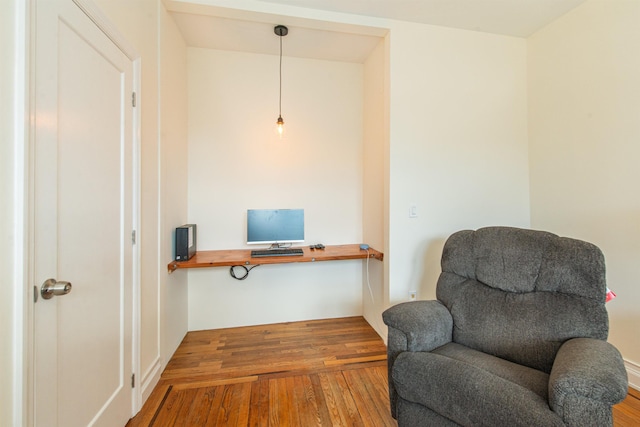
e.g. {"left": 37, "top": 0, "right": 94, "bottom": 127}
{"left": 392, "top": 343, "right": 565, "bottom": 426}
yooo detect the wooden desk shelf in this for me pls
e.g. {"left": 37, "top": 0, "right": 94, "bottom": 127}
{"left": 168, "top": 244, "right": 383, "bottom": 273}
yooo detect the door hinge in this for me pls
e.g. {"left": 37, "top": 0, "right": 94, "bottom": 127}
{"left": 131, "top": 373, "right": 135, "bottom": 388}
{"left": 132, "top": 92, "right": 136, "bottom": 107}
{"left": 131, "top": 230, "right": 136, "bottom": 245}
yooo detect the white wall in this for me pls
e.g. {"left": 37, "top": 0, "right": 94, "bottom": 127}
{"left": 159, "top": 3, "right": 189, "bottom": 391}
{"left": 93, "top": 0, "right": 163, "bottom": 394}
{"left": 177, "top": 3, "right": 532, "bottom": 332}
{"left": 187, "top": 47, "right": 366, "bottom": 330}
{"left": 184, "top": 18, "right": 532, "bottom": 331}
{"left": 94, "top": 0, "right": 189, "bottom": 401}
{"left": 362, "top": 37, "right": 388, "bottom": 337}
{"left": 386, "top": 22, "right": 531, "bottom": 303}
{"left": 528, "top": 0, "right": 640, "bottom": 387}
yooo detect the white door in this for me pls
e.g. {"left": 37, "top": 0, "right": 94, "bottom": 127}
{"left": 33, "top": 0, "right": 136, "bottom": 426}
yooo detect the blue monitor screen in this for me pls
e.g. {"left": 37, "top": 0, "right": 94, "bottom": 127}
{"left": 247, "top": 209, "right": 304, "bottom": 245}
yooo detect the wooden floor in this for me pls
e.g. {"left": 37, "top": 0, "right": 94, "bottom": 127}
{"left": 127, "top": 316, "right": 639, "bottom": 427}
{"left": 126, "top": 317, "right": 395, "bottom": 426}
{"left": 614, "top": 387, "right": 640, "bottom": 427}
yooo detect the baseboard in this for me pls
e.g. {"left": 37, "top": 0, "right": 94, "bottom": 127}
{"left": 625, "top": 359, "right": 640, "bottom": 391}
{"left": 140, "top": 357, "right": 163, "bottom": 404}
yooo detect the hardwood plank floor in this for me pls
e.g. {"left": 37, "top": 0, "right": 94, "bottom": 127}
{"left": 127, "top": 317, "right": 639, "bottom": 426}
{"left": 614, "top": 387, "right": 640, "bottom": 427}
{"left": 127, "top": 317, "right": 395, "bottom": 427}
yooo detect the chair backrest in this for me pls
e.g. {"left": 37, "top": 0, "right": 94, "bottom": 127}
{"left": 436, "top": 226, "right": 609, "bottom": 373}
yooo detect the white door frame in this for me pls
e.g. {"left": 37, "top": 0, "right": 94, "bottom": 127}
{"left": 7, "top": 0, "right": 29, "bottom": 425}
{"left": 24, "top": 0, "right": 142, "bottom": 423}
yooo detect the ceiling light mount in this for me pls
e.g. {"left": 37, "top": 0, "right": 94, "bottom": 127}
{"left": 274, "top": 25, "right": 288, "bottom": 37}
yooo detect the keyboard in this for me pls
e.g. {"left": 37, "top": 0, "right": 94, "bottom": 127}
{"left": 251, "top": 248, "right": 304, "bottom": 258}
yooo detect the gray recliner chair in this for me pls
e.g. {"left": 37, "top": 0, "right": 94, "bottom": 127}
{"left": 383, "top": 226, "right": 628, "bottom": 426}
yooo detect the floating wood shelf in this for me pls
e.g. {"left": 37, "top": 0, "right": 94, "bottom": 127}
{"left": 168, "top": 244, "right": 383, "bottom": 273}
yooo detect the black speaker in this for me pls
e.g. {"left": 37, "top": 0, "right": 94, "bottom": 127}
{"left": 175, "top": 224, "right": 196, "bottom": 261}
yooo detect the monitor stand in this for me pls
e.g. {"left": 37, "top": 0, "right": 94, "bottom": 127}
{"left": 269, "top": 243, "right": 292, "bottom": 250}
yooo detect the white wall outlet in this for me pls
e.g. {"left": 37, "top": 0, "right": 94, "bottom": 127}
{"left": 409, "top": 291, "right": 417, "bottom": 301}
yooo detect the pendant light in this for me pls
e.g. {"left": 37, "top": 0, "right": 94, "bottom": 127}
{"left": 274, "top": 25, "right": 288, "bottom": 137}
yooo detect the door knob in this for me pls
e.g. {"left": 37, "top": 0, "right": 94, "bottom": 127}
{"left": 41, "top": 278, "right": 72, "bottom": 300}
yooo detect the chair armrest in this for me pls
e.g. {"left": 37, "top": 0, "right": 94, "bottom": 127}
{"left": 383, "top": 300, "right": 453, "bottom": 353}
{"left": 549, "top": 337, "right": 628, "bottom": 426}
{"left": 382, "top": 300, "right": 453, "bottom": 419}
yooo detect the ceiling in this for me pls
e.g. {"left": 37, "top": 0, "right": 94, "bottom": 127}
{"left": 259, "top": 0, "right": 587, "bottom": 38}
{"left": 167, "top": 0, "right": 587, "bottom": 63}
{"left": 169, "top": 11, "right": 384, "bottom": 63}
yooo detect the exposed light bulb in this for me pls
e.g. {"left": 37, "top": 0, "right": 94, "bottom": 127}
{"left": 276, "top": 115, "right": 284, "bottom": 137}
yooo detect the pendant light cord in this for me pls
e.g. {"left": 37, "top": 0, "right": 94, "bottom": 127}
{"left": 274, "top": 25, "right": 287, "bottom": 128}
{"left": 279, "top": 34, "right": 283, "bottom": 117}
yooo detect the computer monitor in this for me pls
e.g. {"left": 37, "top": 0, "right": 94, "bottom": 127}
{"left": 247, "top": 209, "right": 304, "bottom": 246}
